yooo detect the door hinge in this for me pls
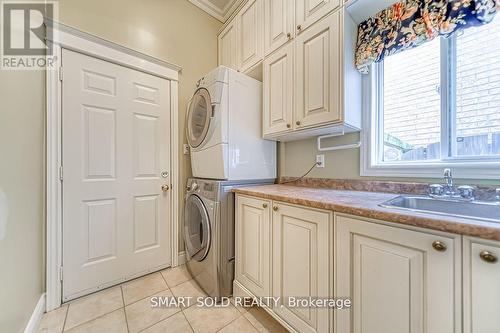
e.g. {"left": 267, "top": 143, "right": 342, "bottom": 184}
{"left": 59, "top": 266, "right": 63, "bottom": 282}
{"left": 59, "top": 166, "right": 63, "bottom": 181}
{"left": 59, "top": 67, "right": 63, "bottom": 81}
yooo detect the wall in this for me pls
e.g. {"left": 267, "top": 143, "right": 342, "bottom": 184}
{"left": 58, "top": 0, "right": 222, "bottom": 251}
{"left": 282, "top": 133, "right": 500, "bottom": 185}
{"left": 0, "top": 70, "right": 46, "bottom": 331}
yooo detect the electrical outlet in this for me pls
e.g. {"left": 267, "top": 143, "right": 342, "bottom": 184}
{"left": 316, "top": 154, "right": 325, "bottom": 168}
{"left": 183, "top": 144, "right": 190, "bottom": 155}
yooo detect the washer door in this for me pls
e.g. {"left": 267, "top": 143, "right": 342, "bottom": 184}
{"left": 184, "top": 194, "right": 211, "bottom": 261}
{"left": 187, "top": 88, "right": 212, "bottom": 148}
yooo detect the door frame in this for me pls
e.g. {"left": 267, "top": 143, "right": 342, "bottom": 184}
{"left": 45, "top": 21, "right": 182, "bottom": 311}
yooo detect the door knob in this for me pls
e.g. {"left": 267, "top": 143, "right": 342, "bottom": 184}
{"left": 162, "top": 185, "right": 170, "bottom": 192}
{"left": 480, "top": 250, "right": 498, "bottom": 263}
{"left": 432, "top": 241, "right": 447, "bottom": 252}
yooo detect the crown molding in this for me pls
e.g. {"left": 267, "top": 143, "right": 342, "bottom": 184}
{"left": 189, "top": 0, "right": 243, "bottom": 23}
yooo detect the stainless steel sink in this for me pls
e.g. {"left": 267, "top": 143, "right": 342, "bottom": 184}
{"left": 380, "top": 195, "right": 500, "bottom": 223}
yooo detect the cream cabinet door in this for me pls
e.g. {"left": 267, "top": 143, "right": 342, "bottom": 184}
{"left": 235, "top": 195, "right": 271, "bottom": 298}
{"left": 263, "top": 43, "right": 294, "bottom": 137}
{"left": 272, "top": 203, "right": 331, "bottom": 333}
{"left": 295, "top": 0, "right": 340, "bottom": 32}
{"left": 336, "top": 215, "right": 461, "bottom": 333}
{"left": 295, "top": 11, "right": 341, "bottom": 129}
{"left": 237, "top": 0, "right": 264, "bottom": 72}
{"left": 463, "top": 237, "right": 500, "bottom": 333}
{"left": 264, "top": 0, "right": 295, "bottom": 56}
{"left": 218, "top": 20, "right": 238, "bottom": 70}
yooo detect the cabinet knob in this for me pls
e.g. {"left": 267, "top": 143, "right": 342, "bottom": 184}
{"left": 262, "top": 203, "right": 268, "bottom": 208}
{"left": 296, "top": 121, "right": 301, "bottom": 126}
{"left": 273, "top": 206, "right": 279, "bottom": 211}
{"left": 286, "top": 32, "right": 291, "bottom": 39}
{"left": 432, "top": 241, "right": 447, "bottom": 252}
{"left": 286, "top": 124, "right": 291, "bottom": 128}
{"left": 297, "top": 25, "right": 302, "bottom": 31}
{"left": 480, "top": 250, "right": 498, "bottom": 263}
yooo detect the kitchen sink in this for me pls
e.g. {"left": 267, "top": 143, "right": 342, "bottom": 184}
{"left": 380, "top": 195, "right": 500, "bottom": 223}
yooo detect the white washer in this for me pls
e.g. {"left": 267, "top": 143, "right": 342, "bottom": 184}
{"left": 186, "top": 66, "right": 276, "bottom": 180}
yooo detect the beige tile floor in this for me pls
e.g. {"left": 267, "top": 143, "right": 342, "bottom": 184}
{"left": 38, "top": 265, "right": 289, "bottom": 333}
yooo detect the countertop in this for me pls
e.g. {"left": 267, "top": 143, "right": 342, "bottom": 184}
{"left": 233, "top": 184, "right": 500, "bottom": 241}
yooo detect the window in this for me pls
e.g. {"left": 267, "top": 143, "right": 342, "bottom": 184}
{"left": 363, "top": 15, "right": 500, "bottom": 178}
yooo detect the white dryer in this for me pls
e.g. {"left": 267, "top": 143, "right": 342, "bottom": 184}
{"left": 186, "top": 66, "right": 276, "bottom": 180}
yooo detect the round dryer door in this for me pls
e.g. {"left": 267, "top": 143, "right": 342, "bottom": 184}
{"left": 184, "top": 194, "right": 211, "bottom": 261}
{"left": 187, "top": 88, "right": 212, "bottom": 148}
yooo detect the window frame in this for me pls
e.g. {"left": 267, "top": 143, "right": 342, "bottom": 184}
{"left": 361, "top": 36, "right": 500, "bottom": 179}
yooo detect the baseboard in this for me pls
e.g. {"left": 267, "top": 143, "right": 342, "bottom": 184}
{"left": 178, "top": 251, "right": 187, "bottom": 265}
{"left": 24, "top": 293, "right": 46, "bottom": 333}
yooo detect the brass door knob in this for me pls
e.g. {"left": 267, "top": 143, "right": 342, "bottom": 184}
{"left": 262, "top": 203, "right": 268, "bottom": 208}
{"left": 432, "top": 241, "right": 447, "bottom": 252}
{"left": 273, "top": 206, "right": 279, "bottom": 211}
{"left": 162, "top": 185, "right": 170, "bottom": 192}
{"left": 296, "top": 121, "right": 301, "bottom": 126}
{"left": 480, "top": 250, "right": 498, "bottom": 263}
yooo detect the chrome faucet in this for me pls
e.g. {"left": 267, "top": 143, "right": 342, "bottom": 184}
{"left": 443, "top": 168, "right": 454, "bottom": 195}
{"left": 429, "top": 168, "right": 476, "bottom": 201}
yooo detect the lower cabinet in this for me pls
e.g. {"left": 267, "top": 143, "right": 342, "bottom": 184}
{"left": 235, "top": 195, "right": 271, "bottom": 299}
{"left": 463, "top": 237, "right": 500, "bottom": 333}
{"left": 272, "top": 202, "right": 331, "bottom": 333}
{"left": 335, "top": 214, "right": 462, "bottom": 333}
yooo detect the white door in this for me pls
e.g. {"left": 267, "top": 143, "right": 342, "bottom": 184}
{"left": 218, "top": 20, "right": 238, "bottom": 70}
{"left": 235, "top": 195, "right": 271, "bottom": 299}
{"left": 463, "top": 237, "right": 500, "bottom": 333}
{"left": 295, "top": 10, "right": 341, "bottom": 129}
{"left": 336, "top": 215, "right": 461, "bottom": 333}
{"left": 272, "top": 203, "right": 331, "bottom": 333}
{"left": 237, "top": 0, "right": 264, "bottom": 72}
{"left": 295, "top": 0, "right": 340, "bottom": 32}
{"left": 263, "top": 0, "right": 295, "bottom": 56}
{"left": 263, "top": 43, "right": 294, "bottom": 136}
{"left": 62, "top": 49, "right": 172, "bottom": 301}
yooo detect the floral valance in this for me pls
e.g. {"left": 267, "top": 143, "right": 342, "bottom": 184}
{"left": 355, "top": 0, "right": 500, "bottom": 74}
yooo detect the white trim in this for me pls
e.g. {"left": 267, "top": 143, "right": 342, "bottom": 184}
{"left": 178, "top": 251, "right": 187, "bottom": 266}
{"left": 360, "top": 61, "right": 500, "bottom": 180}
{"left": 189, "top": 0, "right": 243, "bottom": 22}
{"left": 24, "top": 294, "right": 46, "bottom": 333}
{"left": 46, "top": 24, "right": 180, "bottom": 311}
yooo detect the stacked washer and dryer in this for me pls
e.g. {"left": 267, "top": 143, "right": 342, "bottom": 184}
{"left": 184, "top": 66, "right": 276, "bottom": 298}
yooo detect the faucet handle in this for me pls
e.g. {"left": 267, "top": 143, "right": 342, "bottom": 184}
{"left": 457, "top": 185, "right": 475, "bottom": 200}
{"left": 429, "top": 184, "right": 445, "bottom": 196}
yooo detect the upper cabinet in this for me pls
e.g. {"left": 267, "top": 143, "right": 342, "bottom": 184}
{"left": 218, "top": 1, "right": 361, "bottom": 141}
{"left": 218, "top": 21, "right": 238, "bottom": 70}
{"left": 296, "top": 0, "right": 341, "bottom": 32}
{"left": 237, "top": 0, "right": 264, "bottom": 72}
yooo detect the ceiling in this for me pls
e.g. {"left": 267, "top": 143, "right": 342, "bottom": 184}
{"left": 189, "top": 0, "right": 243, "bottom": 22}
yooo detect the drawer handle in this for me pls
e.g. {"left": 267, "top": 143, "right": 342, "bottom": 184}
{"left": 262, "top": 203, "right": 268, "bottom": 208}
{"left": 432, "top": 241, "right": 447, "bottom": 252}
{"left": 273, "top": 206, "right": 279, "bottom": 211}
{"left": 480, "top": 251, "right": 498, "bottom": 264}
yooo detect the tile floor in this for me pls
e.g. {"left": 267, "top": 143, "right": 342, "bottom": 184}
{"left": 38, "top": 265, "right": 288, "bottom": 333}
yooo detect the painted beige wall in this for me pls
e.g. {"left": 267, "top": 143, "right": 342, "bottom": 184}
{"left": 0, "top": 70, "right": 46, "bottom": 331}
{"left": 282, "top": 134, "right": 500, "bottom": 185}
{"left": 58, "top": 0, "right": 222, "bottom": 251}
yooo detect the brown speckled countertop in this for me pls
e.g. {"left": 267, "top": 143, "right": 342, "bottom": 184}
{"left": 233, "top": 184, "right": 500, "bottom": 241}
